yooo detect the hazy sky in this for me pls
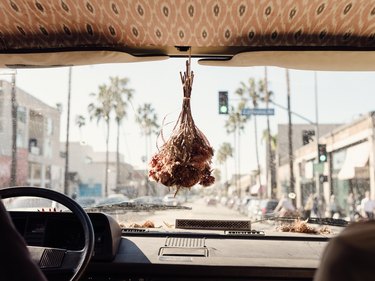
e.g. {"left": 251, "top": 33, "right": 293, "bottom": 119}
{"left": 7, "top": 59, "right": 375, "bottom": 180}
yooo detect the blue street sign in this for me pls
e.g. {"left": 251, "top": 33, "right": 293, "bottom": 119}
{"left": 241, "top": 108, "right": 275, "bottom": 116}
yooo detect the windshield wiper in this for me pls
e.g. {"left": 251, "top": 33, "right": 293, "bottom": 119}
{"left": 84, "top": 202, "right": 191, "bottom": 213}
{"left": 252, "top": 216, "right": 349, "bottom": 227}
{"left": 306, "top": 217, "right": 349, "bottom": 227}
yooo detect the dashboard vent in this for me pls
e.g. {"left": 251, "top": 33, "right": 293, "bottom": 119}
{"left": 175, "top": 219, "right": 251, "bottom": 231}
{"left": 121, "top": 228, "right": 148, "bottom": 234}
{"left": 225, "top": 230, "right": 265, "bottom": 236}
{"left": 165, "top": 237, "right": 205, "bottom": 248}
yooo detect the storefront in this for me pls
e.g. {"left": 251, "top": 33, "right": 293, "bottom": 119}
{"left": 331, "top": 141, "right": 370, "bottom": 215}
{"left": 299, "top": 160, "right": 316, "bottom": 205}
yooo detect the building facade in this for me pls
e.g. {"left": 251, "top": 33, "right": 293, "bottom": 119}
{"left": 278, "top": 113, "right": 375, "bottom": 212}
{"left": 65, "top": 142, "right": 139, "bottom": 197}
{"left": 0, "top": 80, "right": 64, "bottom": 190}
{"left": 276, "top": 123, "right": 341, "bottom": 203}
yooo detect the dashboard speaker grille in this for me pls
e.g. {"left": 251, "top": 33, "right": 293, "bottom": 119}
{"left": 39, "top": 248, "right": 65, "bottom": 268}
{"left": 175, "top": 219, "right": 251, "bottom": 231}
{"left": 165, "top": 237, "right": 205, "bottom": 248}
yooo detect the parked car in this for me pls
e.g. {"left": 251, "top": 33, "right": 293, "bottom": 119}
{"left": 97, "top": 194, "right": 129, "bottom": 206}
{"left": 219, "top": 196, "right": 229, "bottom": 206}
{"left": 75, "top": 197, "right": 99, "bottom": 208}
{"left": 239, "top": 196, "right": 256, "bottom": 214}
{"left": 247, "top": 199, "right": 261, "bottom": 219}
{"left": 3, "top": 197, "right": 59, "bottom": 211}
{"left": 256, "top": 199, "right": 279, "bottom": 220}
{"left": 206, "top": 197, "right": 218, "bottom": 206}
{"left": 162, "top": 195, "right": 181, "bottom": 206}
{"left": 226, "top": 197, "right": 236, "bottom": 209}
{"left": 131, "top": 196, "right": 155, "bottom": 204}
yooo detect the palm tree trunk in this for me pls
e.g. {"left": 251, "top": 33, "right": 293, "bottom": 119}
{"left": 145, "top": 135, "right": 149, "bottom": 196}
{"left": 10, "top": 73, "right": 17, "bottom": 186}
{"left": 105, "top": 119, "right": 110, "bottom": 197}
{"left": 286, "top": 69, "right": 295, "bottom": 200}
{"left": 224, "top": 160, "right": 228, "bottom": 189}
{"left": 116, "top": 120, "right": 120, "bottom": 189}
{"left": 253, "top": 115, "right": 261, "bottom": 197}
{"left": 233, "top": 130, "right": 238, "bottom": 194}
{"left": 238, "top": 129, "right": 241, "bottom": 197}
{"left": 264, "top": 67, "right": 275, "bottom": 198}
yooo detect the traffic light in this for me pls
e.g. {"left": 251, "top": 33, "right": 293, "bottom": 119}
{"left": 302, "top": 130, "right": 315, "bottom": 145}
{"left": 319, "top": 175, "right": 328, "bottom": 183}
{"left": 318, "top": 144, "right": 327, "bottom": 163}
{"left": 218, "top": 91, "right": 228, "bottom": 114}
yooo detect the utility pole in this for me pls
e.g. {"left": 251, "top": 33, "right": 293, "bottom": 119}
{"left": 314, "top": 72, "right": 321, "bottom": 195}
{"left": 64, "top": 67, "right": 72, "bottom": 195}
{"left": 10, "top": 73, "right": 17, "bottom": 186}
{"left": 264, "top": 67, "right": 273, "bottom": 198}
{"left": 286, "top": 69, "right": 295, "bottom": 201}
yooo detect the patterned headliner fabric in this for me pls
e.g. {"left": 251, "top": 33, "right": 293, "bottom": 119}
{"left": 0, "top": 0, "right": 375, "bottom": 53}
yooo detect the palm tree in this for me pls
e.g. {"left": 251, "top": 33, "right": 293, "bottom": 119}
{"left": 260, "top": 68, "right": 276, "bottom": 197}
{"left": 88, "top": 77, "right": 134, "bottom": 197}
{"left": 224, "top": 103, "right": 247, "bottom": 195}
{"left": 216, "top": 142, "right": 234, "bottom": 185}
{"left": 262, "top": 129, "right": 277, "bottom": 197}
{"left": 75, "top": 114, "right": 86, "bottom": 141}
{"left": 88, "top": 84, "right": 113, "bottom": 197}
{"left": 135, "top": 103, "right": 159, "bottom": 139}
{"left": 235, "top": 78, "right": 262, "bottom": 192}
{"left": 135, "top": 103, "right": 159, "bottom": 195}
{"left": 111, "top": 77, "right": 134, "bottom": 189}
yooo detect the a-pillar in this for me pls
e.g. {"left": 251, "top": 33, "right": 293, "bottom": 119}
{"left": 368, "top": 129, "right": 375, "bottom": 199}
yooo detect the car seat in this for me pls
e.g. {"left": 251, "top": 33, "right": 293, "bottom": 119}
{"left": 0, "top": 199, "right": 47, "bottom": 281}
{"left": 314, "top": 220, "right": 375, "bottom": 281}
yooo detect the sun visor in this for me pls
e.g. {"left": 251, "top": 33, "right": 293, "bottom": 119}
{"left": 0, "top": 51, "right": 168, "bottom": 68}
{"left": 198, "top": 51, "right": 375, "bottom": 71}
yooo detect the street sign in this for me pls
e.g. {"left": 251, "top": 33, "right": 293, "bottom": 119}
{"left": 241, "top": 108, "right": 275, "bottom": 116}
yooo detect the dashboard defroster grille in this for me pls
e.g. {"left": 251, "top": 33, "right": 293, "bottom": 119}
{"left": 175, "top": 219, "right": 251, "bottom": 231}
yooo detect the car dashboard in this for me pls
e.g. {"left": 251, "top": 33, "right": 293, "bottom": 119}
{"left": 9, "top": 211, "right": 330, "bottom": 281}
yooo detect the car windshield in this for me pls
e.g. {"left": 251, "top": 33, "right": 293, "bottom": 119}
{"left": 1, "top": 60, "right": 373, "bottom": 231}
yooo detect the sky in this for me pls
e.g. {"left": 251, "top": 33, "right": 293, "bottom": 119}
{"left": 6, "top": 60, "right": 375, "bottom": 181}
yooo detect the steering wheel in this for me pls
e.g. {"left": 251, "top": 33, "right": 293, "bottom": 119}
{"left": 0, "top": 187, "right": 95, "bottom": 281}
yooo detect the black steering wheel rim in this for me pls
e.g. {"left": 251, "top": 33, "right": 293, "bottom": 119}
{"left": 0, "top": 186, "right": 95, "bottom": 281}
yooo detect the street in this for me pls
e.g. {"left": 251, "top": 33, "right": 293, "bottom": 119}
{"left": 112, "top": 198, "right": 276, "bottom": 232}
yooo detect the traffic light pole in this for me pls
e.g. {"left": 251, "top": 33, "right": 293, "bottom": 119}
{"left": 314, "top": 72, "right": 321, "bottom": 197}
{"left": 269, "top": 100, "right": 316, "bottom": 125}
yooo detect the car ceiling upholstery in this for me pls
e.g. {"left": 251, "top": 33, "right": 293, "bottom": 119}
{"left": 1, "top": 0, "right": 375, "bottom": 69}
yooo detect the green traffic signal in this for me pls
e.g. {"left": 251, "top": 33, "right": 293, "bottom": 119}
{"left": 319, "top": 155, "right": 327, "bottom": 162}
{"left": 218, "top": 91, "right": 228, "bottom": 115}
{"left": 220, "top": 105, "right": 228, "bottom": 114}
{"left": 318, "top": 144, "right": 327, "bottom": 163}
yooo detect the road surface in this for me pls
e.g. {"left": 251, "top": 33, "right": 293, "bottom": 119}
{"left": 112, "top": 198, "right": 277, "bottom": 232}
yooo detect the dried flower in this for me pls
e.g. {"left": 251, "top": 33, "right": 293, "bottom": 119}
{"left": 148, "top": 60, "right": 215, "bottom": 195}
